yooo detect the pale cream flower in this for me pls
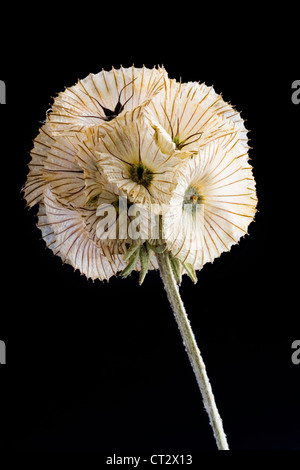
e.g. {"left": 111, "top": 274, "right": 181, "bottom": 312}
{"left": 23, "top": 121, "right": 118, "bottom": 209}
{"left": 37, "top": 187, "right": 126, "bottom": 281}
{"left": 163, "top": 132, "right": 257, "bottom": 270}
{"left": 38, "top": 187, "right": 160, "bottom": 281}
{"left": 145, "top": 78, "right": 249, "bottom": 155}
{"left": 94, "top": 107, "right": 190, "bottom": 208}
{"left": 48, "top": 65, "right": 167, "bottom": 136}
{"left": 24, "top": 66, "right": 257, "bottom": 283}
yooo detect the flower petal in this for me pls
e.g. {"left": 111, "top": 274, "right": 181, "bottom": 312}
{"left": 48, "top": 65, "right": 167, "bottom": 136}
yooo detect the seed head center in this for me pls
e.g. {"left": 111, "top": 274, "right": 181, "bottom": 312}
{"left": 129, "top": 163, "right": 154, "bottom": 188}
{"left": 183, "top": 186, "right": 203, "bottom": 209}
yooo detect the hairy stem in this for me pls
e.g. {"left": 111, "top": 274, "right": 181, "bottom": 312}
{"left": 156, "top": 251, "right": 229, "bottom": 450}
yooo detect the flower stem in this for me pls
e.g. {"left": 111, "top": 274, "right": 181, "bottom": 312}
{"left": 156, "top": 251, "right": 229, "bottom": 450}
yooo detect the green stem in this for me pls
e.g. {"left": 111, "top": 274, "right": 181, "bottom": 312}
{"left": 156, "top": 251, "right": 229, "bottom": 450}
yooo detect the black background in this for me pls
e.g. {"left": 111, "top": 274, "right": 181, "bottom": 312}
{"left": 0, "top": 7, "right": 299, "bottom": 455}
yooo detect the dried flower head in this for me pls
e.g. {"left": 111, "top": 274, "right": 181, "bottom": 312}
{"left": 24, "top": 65, "right": 257, "bottom": 283}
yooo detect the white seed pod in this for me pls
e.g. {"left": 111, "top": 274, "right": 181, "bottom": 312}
{"left": 38, "top": 188, "right": 159, "bottom": 280}
{"left": 38, "top": 188, "right": 126, "bottom": 281}
{"left": 95, "top": 108, "right": 189, "bottom": 208}
{"left": 23, "top": 122, "right": 118, "bottom": 209}
{"left": 144, "top": 78, "right": 249, "bottom": 155}
{"left": 163, "top": 132, "right": 257, "bottom": 270}
{"left": 47, "top": 65, "right": 167, "bottom": 136}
